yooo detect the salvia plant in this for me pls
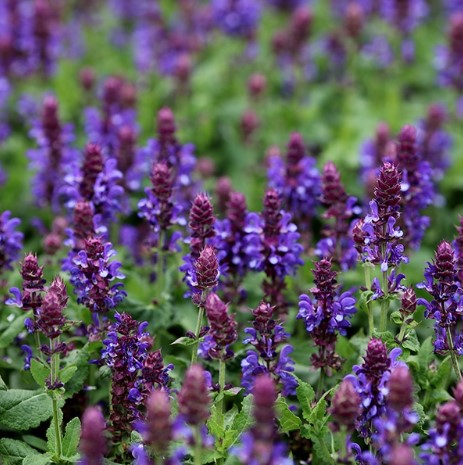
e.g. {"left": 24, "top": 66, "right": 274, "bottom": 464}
{"left": 2, "top": 2, "right": 463, "bottom": 465}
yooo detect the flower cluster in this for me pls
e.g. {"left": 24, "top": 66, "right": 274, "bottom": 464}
{"left": 418, "top": 241, "right": 463, "bottom": 355}
{"left": 241, "top": 301, "right": 297, "bottom": 397}
{"left": 0, "top": 210, "right": 23, "bottom": 274}
{"left": 211, "top": 0, "right": 261, "bottom": 38}
{"left": 298, "top": 258, "right": 356, "bottom": 373}
{"left": 267, "top": 133, "right": 321, "bottom": 234}
{"left": 316, "top": 161, "right": 359, "bottom": 270}
{"left": 345, "top": 338, "right": 403, "bottom": 437}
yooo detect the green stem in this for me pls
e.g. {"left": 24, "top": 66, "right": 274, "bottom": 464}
{"left": 397, "top": 322, "right": 407, "bottom": 343}
{"left": 217, "top": 360, "right": 226, "bottom": 465}
{"left": 317, "top": 368, "right": 325, "bottom": 400}
{"left": 194, "top": 426, "right": 202, "bottom": 465}
{"left": 191, "top": 299, "right": 206, "bottom": 365}
{"left": 364, "top": 264, "right": 374, "bottom": 335}
{"left": 379, "top": 270, "right": 389, "bottom": 332}
{"left": 50, "top": 338, "right": 62, "bottom": 461}
{"left": 446, "top": 328, "right": 462, "bottom": 381}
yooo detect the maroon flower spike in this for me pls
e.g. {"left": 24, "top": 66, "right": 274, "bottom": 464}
{"left": 116, "top": 126, "right": 136, "bottom": 176}
{"left": 216, "top": 176, "right": 233, "bottom": 214}
{"left": 374, "top": 162, "right": 402, "bottom": 217}
{"left": 189, "top": 193, "right": 215, "bottom": 259}
{"left": 436, "top": 400, "right": 461, "bottom": 429}
{"left": 435, "top": 241, "right": 456, "bottom": 285}
{"left": 19, "top": 253, "right": 46, "bottom": 313}
{"left": 263, "top": 188, "right": 282, "bottom": 241}
{"left": 79, "top": 407, "right": 107, "bottom": 465}
{"left": 362, "top": 338, "right": 390, "bottom": 382}
{"left": 455, "top": 218, "right": 463, "bottom": 285}
{"left": 178, "top": 364, "right": 211, "bottom": 425}
{"left": 253, "top": 301, "right": 275, "bottom": 334}
{"left": 248, "top": 73, "right": 267, "bottom": 99}
{"left": 204, "top": 293, "right": 238, "bottom": 359}
{"left": 453, "top": 379, "right": 463, "bottom": 410}
{"left": 157, "top": 107, "right": 177, "bottom": 163}
{"left": 321, "top": 161, "right": 347, "bottom": 216}
{"left": 141, "top": 350, "right": 170, "bottom": 392}
{"left": 80, "top": 143, "right": 104, "bottom": 200}
{"left": 79, "top": 67, "right": 95, "bottom": 93}
{"left": 285, "top": 133, "right": 305, "bottom": 183}
{"left": 450, "top": 13, "right": 463, "bottom": 69}
{"left": 37, "top": 277, "right": 67, "bottom": 339}
{"left": 150, "top": 162, "right": 174, "bottom": 230}
{"left": 396, "top": 125, "right": 418, "bottom": 172}
{"left": 344, "top": 2, "right": 364, "bottom": 39}
{"left": 288, "top": 6, "right": 312, "bottom": 54}
{"left": 226, "top": 192, "right": 247, "bottom": 234}
{"left": 389, "top": 444, "right": 416, "bottom": 465}
{"left": 401, "top": 287, "right": 417, "bottom": 317}
{"left": 73, "top": 201, "right": 95, "bottom": 249}
{"left": 251, "top": 374, "right": 277, "bottom": 444}
{"left": 194, "top": 246, "right": 219, "bottom": 291}
{"left": 240, "top": 110, "right": 259, "bottom": 143}
{"left": 329, "top": 379, "right": 361, "bottom": 431}
{"left": 144, "top": 390, "right": 173, "bottom": 454}
{"left": 387, "top": 366, "right": 414, "bottom": 412}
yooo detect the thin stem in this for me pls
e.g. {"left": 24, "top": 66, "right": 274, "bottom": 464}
{"left": 217, "top": 360, "right": 226, "bottom": 465}
{"left": 155, "top": 232, "right": 166, "bottom": 304}
{"left": 317, "top": 368, "right": 325, "bottom": 400}
{"left": 364, "top": 264, "right": 374, "bottom": 335}
{"left": 191, "top": 292, "right": 206, "bottom": 365}
{"left": 194, "top": 426, "right": 202, "bottom": 465}
{"left": 397, "top": 322, "right": 407, "bottom": 343}
{"left": 379, "top": 270, "right": 389, "bottom": 332}
{"left": 446, "top": 327, "right": 462, "bottom": 381}
{"left": 50, "top": 338, "right": 62, "bottom": 461}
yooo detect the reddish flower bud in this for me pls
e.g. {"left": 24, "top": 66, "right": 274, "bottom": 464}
{"left": 401, "top": 287, "right": 417, "bottom": 316}
{"left": 387, "top": 366, "right": 414, "bottom": 411}
{"left": 80, "top": 143, "right": 104, "bottom": 200}
{"left": 329, "top": 379, "right": 360, "bottom": 430}
{"left": 194, "top": 246, "right": 219, "bottom": 291}
{"left": 79, "top": 407, "right": 107, "bottom": 465}
{"left": 144, "top": 390, "right": 173, "bottom": 453}
{"left": 248, "top": 73, "right": 267, "bottom": 99}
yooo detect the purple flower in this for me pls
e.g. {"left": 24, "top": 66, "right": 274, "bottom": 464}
{"left": 267, "top": 133, "right": 321, "bottom": 233}
{"left": 0, "top": 211, "right": 23, "bottom": 274}
{"left": 78, "top": 407, "right": 107, "bottom": 465}
{"left": 36, "top": 277, "right": 67, "bottom": 340}
{"left": 298, "top": 258, "right": 356, "bottom": 372}
{"left": 241, "top": 301, "right": 297, "bottom": 396}
{"left": 211, "top": 0, "right": 261, "bottom": 38}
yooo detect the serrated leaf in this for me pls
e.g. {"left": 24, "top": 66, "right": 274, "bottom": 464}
{"left": 0, "top": 439, "right": 38, "bottom": 465}
{"left": 0, "top": 390, "right": 58, "bottom": 432}
{"left": 207, "top": 404, "right": 224, "bottom": 439}
{"left": 402, "top": 331, "right": 420, "bottom": 353}
{"left": 295, "top": 379, "right": 315, "bottom": 421}
{"left": 62, "top": 417, "right": 81, "bottom": 458}
{"left": 222, "top": 394, "right": 253, "bottom": 450}
{"left": 30, "top": 359, "right": 49, "bottom": 387}
{"left": 275, "top": 397, "right": 302, "bottom": 433}
{"left": 60, "top": 366, "right": 77, "bottom": 384}
{"left": 372, "top": 330, "right": 395, "bottom": 349}
{"left": 418, "top": 337, "right": 434, "bottom": 369}
{"left": 311, "top": 433, "right": 335, "bottom": 464}
{"left": 413, "top": 402, "right": 426, "bottom": 430}
{"left": 22, "top": 454, "right": 51, "bottom": 465}
{"left": 0, "top": 312, "right": 28, "bottom": 349}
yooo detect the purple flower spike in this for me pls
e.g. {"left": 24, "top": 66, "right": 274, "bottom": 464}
{"left": 329, "top": 379, "right": 361, "bottom": 431}
{"left": 211, "top": 0, "right": 261, "bottom": 38}
{"left": 0, "top": 211, "right": 23, "bottom": 274}
{"left": 36, "top": 277, "right": 67, "bottom": 340}
{"left": 79, "top": 407, "right": 107, "bottom": 465}
{"left": 298, "top": 258, "right": 356, "bottom": 373}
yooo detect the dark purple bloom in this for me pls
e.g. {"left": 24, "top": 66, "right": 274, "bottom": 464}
{"left": 36, "top": 277, "right": 67, "bottom": 339}
{"left": 267, "top": 133, "right": 321, "bottom": 234}
{"left": 316, "top": 161, "right": 360, "bottom": 270}
{"left": 79, "top": 407, "right": 107, "bottom": 465}
{"left": 101, "top": 313, "right": 153, "bottom": 442}
{"left": 0, "top": 211, "right": 23, "bottom": 274}
{"left": 211, "top": 0, "right": 261, "bottom": 38}
{"left": 241, "top": 301, "right": 297, "bottom": 396}
{"left": 199, "top": 293, "right": 238, "bottom": 360}
{"left": 417, "top": 241, "right": 463, "bottom": 355}
{"left": 233, "top": 375, "right": 293, "bottom": 465}
{"left": 178, "top": 364, "right": 211, "bottom": 426}
{"left": 329, "top": 379, "right": 361, "bottom": 431}
{"left": 345, "top": 338, "right": 403, "bottom": 437}
{"left": 298, "top": 258, "right": 356, "bottom": 372}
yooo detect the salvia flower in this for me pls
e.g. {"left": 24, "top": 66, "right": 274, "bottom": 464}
{"left": 345, "top": 338, "right": 403, "bottom": 437}
{"left": 329, "top": 378, "right": 361, "bottom": 431}
{"left": 453, "top": 216, "right": 463, "bottom": 285}
{"left": 211, "top": 0, "right": 261, "bottom": 38}
{"left": 356, "top": 161, "right": 407, "bottom": 273}
{"left": 241, "top": 301, "right": 297, "bottom": 396}
{"left": 233, "top": 375, "right": 293, "bottom": 465}
{"left": 188, "top": 193, "right": 216, "bottom": 259}
{"left": 199, "top": 293, "right": 238, "bottom": 360}
{"left": 178, "top": 364, "right": 211, "bottom": 426}
{"left": 0, "top": 211, "right": 23, "bottom": 275}
{"left": 298, "top": 258, "right": 356, "bottom": 373}
{"left": 417, "top": 241, "right": 463, "bottom": 355}
{"left": 316, "top": 161, "right": 360, "bottom": 270}
{"left": 78, "top": 407, "right": 107, "bottom": 465}
{"left": 67, "top": 236, "right": 126, "bottom": 315}
{"left": 101, "top": 313, "right": 152, "bottom": 442}
{"left": 36, "top": 277, "right": 67, "bottom": 340}
{"left": 267, "top": 133, "right": 321, "bottom": 234}
{"left": 396, "top": 125, "right": 435, "bottom": 249}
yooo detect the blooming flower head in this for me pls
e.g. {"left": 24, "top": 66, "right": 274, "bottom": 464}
{"left": 0, "top": 211, "right": 23, "bottom": 274}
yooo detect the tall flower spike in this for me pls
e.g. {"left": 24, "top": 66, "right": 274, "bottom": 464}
{"left": 178, "top": 364, "right": 211, "bottom": 426}
{"left": 189, "top": 193, "right": 215, "bottom": 259}
{"left": 36, "top": 277, "right": 67, "bottom": 340}
{"left": 200, "top": 293, "right": 238, "bottom": 360}
{"left": 298, "top": 258, "right": 356, "bottom": 373}
{"left": 329, "top": 379, "right": 361, "bottom": 431}
{"left": 0, "top": 211, "right": 23, "bottom": 274}
{"left": 79, "top": 143, "right": 104, "bottom": 200}
{"left": 79, "top": 407, "right": 107, "bottom": 465}
{"left": 241, "top": 301, "right": 297, "bottom": 396}
{"left": 142, "top": 390, "right": 173, "bottom": 454}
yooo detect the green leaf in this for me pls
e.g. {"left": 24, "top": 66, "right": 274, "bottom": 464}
{"left": 0, "top": 313, "right": 29, "bottom": 349}
{"left": 311, "top": 433, "right": 335, "bottom": 464}
{"left": 30, "top": 360, "right": 49, "bottom": 387}
{"left": 207, "top": 404, "right": 224, "bottom": 439}
{"left": 275, "top": 397, "right": 302, "bottom": 433}
{"left": 22, "top": 454, "right": 51, "bottom": 465}
{"left": 0, "top": 439, "right": 38, "bottom": 465}
{"left": 171, "top": 336, "right": 196, "bottom": 346}
{"left": 295, "top": 379, "right": 315, "bottom": 421}
{"left": 0, "top": 390, "right": 57, "bottom": 432}
{"left": 62, "top": 417, "right": 81, "bottom": 458}
{"left": 222, "top": 394, "right": 253, "bottom": 450}
{"left": 431, "top": 356, "right": 451, "bottom": 389}
{"left": 21, "top": 436, "right": 47, "bottom": 452}
{"left": 402, "top": 330, "right": 420, "bottom": 353}
{"left": 418, "top": 337, "right": 434, "bottom": 369}
{"left": 390, "top": 310, "right": 403, "bottom": 325}
{"left": 0, "top": 373, "right": 7, "bottom": 390}
{"left": 60, "top": 366, "right": 77, "bottom": 384}
{"left": 63, "top": 346, "right": 89, "bottom": 398}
